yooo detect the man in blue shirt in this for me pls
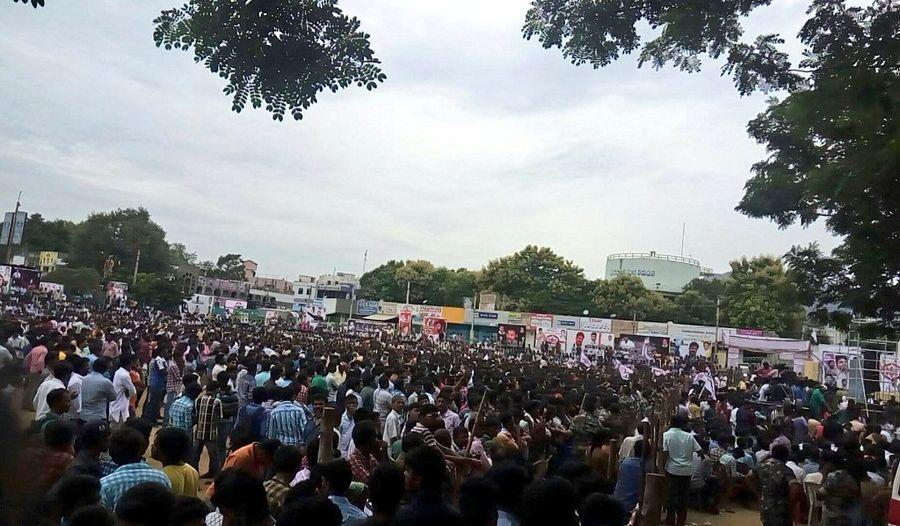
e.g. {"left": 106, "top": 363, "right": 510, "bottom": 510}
{"left": 167, "top": 382, "right": 202, "bottom": 431}
{"left": 234, "top": 386, "right": 270, "bottom": 441}
{"left": 267, "top": 387, "right": 308, "bottom": 446}
{"left": 100, "top": 427, "right": 171, "bottom": 510}
{"left": 614, "top": 439, "right": 644, "bottom": 513}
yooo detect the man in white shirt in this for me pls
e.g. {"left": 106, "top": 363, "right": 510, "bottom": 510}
{"left": 383, "top": 394, "right": 407, "bottom": 444}
{"left": 438, "top": 394, "right": 460, "bottom": 431}
{"left": 110, "top": 356, "right": 137, "bottom": 424}
{"left": 66, "top": 358, "right": 88, "bottom": 422}
{"left": 661, "top": 414, "right": 702, "bottom": 526}
{"left": 34, "top": 361, "right": 72, "bottom": 420}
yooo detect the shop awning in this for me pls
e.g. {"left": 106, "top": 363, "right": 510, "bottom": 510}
{"left": 363, "top": 314, "right": 398, "bottom": 322}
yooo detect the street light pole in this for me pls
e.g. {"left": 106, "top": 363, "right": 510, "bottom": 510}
{"left": 5, "top": 191, "right": 22, "bottom": 265}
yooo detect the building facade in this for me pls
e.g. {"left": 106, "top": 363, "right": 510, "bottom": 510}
{"left": 604, "top": 252, "right": 713, "bottom": 294}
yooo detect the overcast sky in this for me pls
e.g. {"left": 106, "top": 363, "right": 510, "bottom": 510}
{"left": 0, "top": 0, "right": 836, "bottom": 280}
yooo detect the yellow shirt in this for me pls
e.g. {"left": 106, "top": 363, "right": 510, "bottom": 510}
{"left": 162, "top": 463, "right": 199, "bottom": 497}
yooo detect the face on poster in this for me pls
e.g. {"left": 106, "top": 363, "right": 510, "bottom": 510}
{"left": 672, "top": 337, "right": 713, "bottom": 358}
{"left": 398, "top": 310, "right": 413, "bottom": 336}
{"left": 565, "top": 330, "right": 612, "bottom": 354}
{"left": 0, "top": 265, "right": 10, "bottom": 293}
{"left": 424, "top": 317, "right": 446, "bottom": 342}
{"left": 497, "top": 324, "right": 525, "bottom": 347}
{"left": 616, "top": 334, "right": 670, "bottom": 357}
{"left": 822, "top": 352, "right": 850, "bottom": 389}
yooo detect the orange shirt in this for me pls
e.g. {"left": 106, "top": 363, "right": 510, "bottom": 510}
{"left": 205, "top": 443, "right": 267, "bottom": 498}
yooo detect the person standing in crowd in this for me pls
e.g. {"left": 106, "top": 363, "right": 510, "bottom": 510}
{"left": 152, "top": 426, "right": 200, "bottom": 497}
{"left": 267, "top": 386, "right": 309, "bottom": 447}
{"left": 263, "top": 445, "right": 302, "bottom": 518}
{"left": 338, "top": 391, "right": 359, "bottom": 458}
{"left": 193, "top": 379, "right": 224, "bottom": 478}
{"left": 143, "top": 346, "right": 170, "bottom": 426}
{"left": 34, "top": 360, "right": 71, "bottom": 420}
{"left": 100, "top": 427, "right": 171, "bottom": 510}
{"left": 111, "top": 354, "right": 138, "bottom": 425}
{"left": 168, "top": 381, "right": 202, "bottom": 432}
{"left": 661, "top": 414, "right": 702, "bottom": 526}
{"left": 756, "top": 444, "right": 794, "bottom": 526}
{"left": 79, "top": 357, "right": 116, "bottom": 423}
{"left": 164, "top": 347, "right": 185, "bottom": 423}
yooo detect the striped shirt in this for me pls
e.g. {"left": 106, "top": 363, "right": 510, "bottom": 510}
{"left": 194, "top": 393, "right": 223, "bottom": 441}
{"left": 168, "top": 395, "right": 195, "bottom": 431}
{"left": 266, "top": 402, "right": 307, "bottom": 446}
{"left": 100, "top": 462, "right": 171, "bottom": 510}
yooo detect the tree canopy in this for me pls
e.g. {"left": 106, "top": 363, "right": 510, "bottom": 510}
{"left": 360, "top": 259, "right": 477, "bottom": 307}
{"left": 525, "top": 0, "right": 899, "bottom": 330}
{"left": 67, "top": 208, "right": 171, "bottom": 278}
{"left": 200, "top": 253, "right": 245, "bottom": 281}
{"left": 41, "top": 267, "right": 101, "bottom": 297}
{"left": 152, "top": 0, "right": 385, "bottom": 121}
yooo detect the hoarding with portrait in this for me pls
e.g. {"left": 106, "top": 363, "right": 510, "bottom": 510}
{"left": 564, "top": 330, "right": 613, "bottom": 355}
{"left": 423, "top": 317, "right": 447, "bottom": 343}
{"left": 534, "top": 327, "right": 567, "bottom": 351}
{"left": 9, "top": 266, "right": 40, "bottom": 295}
{"left": 0, "top": 265, "right": 10, "bottom": 294}
{"left": 497, "top": 324, "right": 526, "bottom": 347}
{"left": 615, "top": 334, "right": 671, "bottom": 359}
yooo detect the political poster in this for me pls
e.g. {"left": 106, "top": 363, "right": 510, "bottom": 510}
{"left": 9, "top": 266, "right": 40, "bottom": 295}
{"left": 564, "top": 330, "right": 613, "bottom": 355}
{"left": 0, "top": 211, "right": 27, "bottom": 245}
{"left": 39, "top": 282, "right": 65, "bottom": 298}
{"left": 355, "top": 300, "right": 379, "bottom": 316}
{"left": 535, "top": 327, "right": 566, "bottom": 351}
{"left": 398, "top": 309, "right": 413, "bottom": 337}
{"left": 672, "top": 338, "right": 714, "bottom": 358}
{"left": 530, "top": 313, "right": 552, "bottom": 329}
{"left": 423, "top": 317, "right": 446, "bottom": 343}
{"left": 616, "top": 334, "right": 671, "bottom": 359}
{"left": 497, "top": 324, "right": 526, "bottom": 347}
{"left": 822, "top": 351, "right": 852, "bottom": 390}
{"left": 0, "top": 265, "right": 10, "bottom": 294}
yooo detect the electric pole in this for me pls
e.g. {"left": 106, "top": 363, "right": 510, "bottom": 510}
{"left": 5, "top": 191, "right": 22, "bottom": 265}
{"left": 132, "top": 249, "right": 141, "bottom": 285}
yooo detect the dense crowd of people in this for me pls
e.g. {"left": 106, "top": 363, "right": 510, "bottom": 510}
{"left": 1, "top": 295, "right": 898, "bottom": 526}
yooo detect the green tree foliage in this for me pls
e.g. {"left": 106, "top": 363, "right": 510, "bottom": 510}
{"left": 359, "top": 260, "right": 477, "bottom": 307}
{"left": 593, "top": 275, "right": 675, "bottom": 321}
{"left": 41, "top": 267, "right": 101, "bottom": 296}
{"left": 721, "top": 256, "right": 802, "bottom": 335}
{"left": 153, "top": 0, "right": 386, "bottom": 121}
{"left": 204, "top": 253, "right": 244, "bottom": 281}
{"left": 784, "top": 243, "right": 855, "bottom": 329}
{"left": 524, "top": 0, "right": 899, "bottom": 328}
{"left": 169, "top": 242, "right": 198, "bottom": 266}
{"left": 18, "top": 213, "right": 75, "bottom": 253}
{"left": 672, "top": 278, "right": 727, "bottom": 325}
{"left": 359, "top": 260, "right": 406, "bottom": 302}
{"left": 479, "top": 246, "right": 593, "bottom": 315}
{"left": 130, "top": 272, "right": 185, "bottom": 309}
{"left": 68, "top": 208, "right": 171, "bottom": 277}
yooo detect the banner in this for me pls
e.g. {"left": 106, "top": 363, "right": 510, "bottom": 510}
{"left": 530, "top": 313, "right": 552, "bottom": 329}
{"left": 423, "top": 317, "right": 446, "bottom": 343}
{"left": 355, "top": 299, "right": 379, "bottom": 316}
{"left": 497, "top": 324, "right": 526, "bottom": 347}
{"left": 39, "top": 282, "right": 64, "bottom": 295}
{"left": 579, "top": 317, "right": 612, "bottom": 332}
{"left": 672, "top": 337, "right": 714, "bottom": 358}
{"left": 616, "top": 334, "right": 671, "bottom": 359}
{"left": 564, "top": 330, "right": 614, "bottom": 355}
{"left": 9, "top": 266, "right": 40, "bottom": 295}
{"left": 223, "top": 299, "right": 248, "bottom": 312}
{"left": 822, "top": 350, "right": 853, "bottom": 390}
{"left": 0, "top": 265, "right": 10, "bottom": 294}
{"left": 535, "top": 327, "right": 567, "bottom": 351}
{"left": 347, "top": 319, "right": 389, "bottom": 336}
{"left": 0, "top": 211, "right": 27, "bottom": 245}
{"left": 398, "top": 309, "right": 413, "bottom": 337}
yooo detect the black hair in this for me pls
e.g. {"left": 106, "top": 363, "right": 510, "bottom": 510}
{"left": 351, "top": 420, "right": 378, "bottom": 449}
{"left": 251, "top": 386, "right": 268, "bottom": 404}
{"left": 43, "top": 419, "right": 75, "bottom": 449}
{"left": 258, "top": 438, "right": 282, "bottom": 458}
{"left": 184, "top": 382, "right": 203, "bottom": 399}
{"left": 47, "top": 387, "right": 69, "bottom": 410}
{"left": 520, "top": 477, "right": 578, "bottom": 526}
{"left": 69, "top": 504, "right": 116, "bottom": 526}
{"left": 401, "top": 432, "right": 425, "bottom": 454}
{"left": 321, "top": 459, "right": 353, "bottom": 496}
{"left": 155, "top": 427, "right": 191, "bottom": 464}
{"left": 404, "top": 446, "right": 446, "bottom": 493}
{"left": 771, "top": 444, "right": 790, "bottom": 463}
{"left": 92, "top": 356, "right": 111, "bottom": 374}
{"left": 487, "top": 461, "right": 531, "bottom": 512}
{"left": 277, "top": 497, "right": 342, "bottom": 526}
{"left": 171, "top": 496, "right": 211, "bottom": 526}
{"left": 579, "top": 492, "right": 627, "bottom": 526}
{"left": 210, "top": 469, "right": 270, "bottom": 522}
{"left": 273, "top": 445, "right": 303, "bottom": 474}
{"left": 51, "top": 474, "right": 101, "bottom": 518}
{"left": 115, "top": 482, "right": 175, "bottom": 526}
{"left": 459, "top": 476, "right": 498, "bottom": 526}
{"left": 109, "top": 427, "right": 148, "bottom": 465}
{"left": 368, "top": 462, "right": 405, "bottom": 516}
